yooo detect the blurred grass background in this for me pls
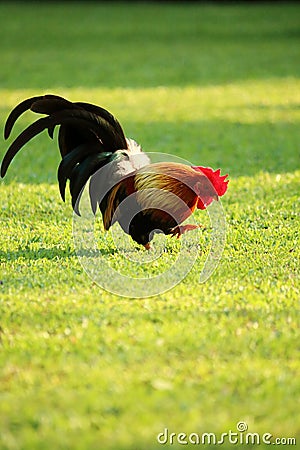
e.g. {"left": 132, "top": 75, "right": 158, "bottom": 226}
{"left": 0, "top": 2, "right": 299, "bottom": 449}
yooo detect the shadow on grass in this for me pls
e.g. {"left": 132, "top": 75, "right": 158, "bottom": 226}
{"left": 0, "top": 245, "right": 146, "bottom": 262}
{"left": 0, "top": 246, "right": 75, "bottom": 262}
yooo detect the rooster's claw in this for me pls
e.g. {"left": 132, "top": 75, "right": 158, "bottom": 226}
{"left": 170, "top": 224, "right": 202, "bottom": 239}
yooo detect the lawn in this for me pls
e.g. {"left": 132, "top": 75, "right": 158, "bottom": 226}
{"left": 0, "top": 2, "right": 299, "bottom": 449}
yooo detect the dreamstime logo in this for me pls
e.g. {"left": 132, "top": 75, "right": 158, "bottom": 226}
{"left": 72, "top": 153, "right": 226, "bottom": 298}
{"left": 157, "top": 422, "right": 297, "bottom": 446}
{"left": 236, "top": 421, "right": 248, "bottom": 432}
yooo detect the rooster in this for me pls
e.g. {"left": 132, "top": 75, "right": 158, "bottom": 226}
{"left": 1, "top": 95, "right": 228, "bottom": 249}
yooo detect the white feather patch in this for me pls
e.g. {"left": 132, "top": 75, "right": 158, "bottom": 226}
{"left": 89, "top": 138, "right": 150, "bottom": 207}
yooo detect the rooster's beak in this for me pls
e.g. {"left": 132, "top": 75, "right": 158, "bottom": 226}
{"left": 144, "top": 243, "right": 151, "bottom": 250}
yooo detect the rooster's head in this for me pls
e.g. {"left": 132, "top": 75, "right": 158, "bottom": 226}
{"left": 192, "top": 166, "right": 229, "bottom": 209}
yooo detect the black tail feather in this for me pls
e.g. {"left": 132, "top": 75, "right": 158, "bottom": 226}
{"left": 30, "top": 96, "right": 75, "bottom": 115}
{"left": 1, "top": 94, "right": 132, "bottom": 215}
{"left": 2, "top": 116, "right": 50, "bottom": 177}
{"left": 57, "top": 143, "right": 109, "bottom": 201}
{"left": 4, "top": 95, "right": 43, "bottom": 139}
{"left": 4, "top": 94, "right": 67, "bottom": 140}
{"left": 75, "top": 102, "right": 125, "bottom": 141}
{"left": 69, "top": 153, "right": 113, "bottom": 215}
{"left": 1, "top": 110, "right": 104, "bottom": 178}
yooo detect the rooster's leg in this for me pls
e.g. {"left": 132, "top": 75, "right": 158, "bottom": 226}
{"left": 170, "top": 224, "right": 202, "bottom": 239}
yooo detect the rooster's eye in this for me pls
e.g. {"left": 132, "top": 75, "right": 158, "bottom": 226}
{"left": 195, "top": 178, "right": 215, "bottom": 196}
{"left": 194, "top": 181, "right": 203, "bottom": 196}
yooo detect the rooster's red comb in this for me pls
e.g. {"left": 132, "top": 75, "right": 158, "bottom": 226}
{"left": 192, "top": 166, "right": 229, "bottom": 196}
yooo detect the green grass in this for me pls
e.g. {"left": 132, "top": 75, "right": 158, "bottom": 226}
{"left": 0, "top": 2, "right": 300, "bottom": 449}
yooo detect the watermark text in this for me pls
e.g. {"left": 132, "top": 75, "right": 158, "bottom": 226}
{"left": 157, "top": 422, "right": 296, "bottom": 446}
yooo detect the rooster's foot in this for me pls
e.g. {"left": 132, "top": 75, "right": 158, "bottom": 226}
{"left": 171, "top": 224, "right": 202, "bottom": 239}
